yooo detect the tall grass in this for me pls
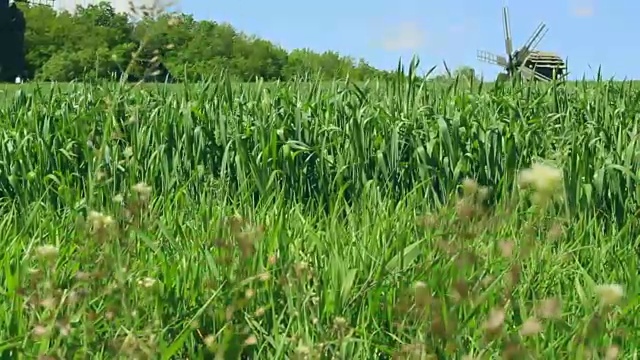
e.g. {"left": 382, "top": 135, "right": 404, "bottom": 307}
{"left": 0, "top": 69, "right": 638, "bottom": 358}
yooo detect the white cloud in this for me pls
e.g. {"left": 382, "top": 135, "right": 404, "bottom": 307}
{"left": 55, "top": 0, "right": 175, "bottom": 15}
{"left": 570, "top": 0, "right": 595, "bottom": 17}
{"left": 448, "top": 23, "right": 467, "bottom": 35}
{"left": 380, "top": 21, "right": 426, "bottom": 51}
{"left": 573, "top": 6, "right": 594, "bottom": 17}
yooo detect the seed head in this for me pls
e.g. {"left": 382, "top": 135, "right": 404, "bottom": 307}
{"left": 35, "top": 245, "right": 59, "bottom": 260}
{"left": 477, "top": 186, "right": 490, "bottom": 202}
{"left": 244, "top": 335, "right": 257, "bottom": 346}
{"left": 536, "top": 297, "right": 562, "bottom": 319}
{"left": 605, "top": 345, "right": 620, "bottom": 360}
{"left": 123, "top": 146, "right": 133, "bottom": 158}
{"left": 518, "top": 163, "right": 563, "bottom": 196}
{"left": 137, "top": 277, "right": 157, "bottom": 288}
{"left": 498, "top": 240, "right": 515, "bottom": 258}
{"left": 594, "top": 284, "right": 624, "bottom": 306}
{"left": 254, "top": 307, "right": 265, "bottom": 317}
{"left": 132, "top": 182, "right": 152, "bottom": 198}
{"left": 32, "top": 325, "right": 49, "bottom": 338}
{"left": 204, "top": 335, "right": 215, "bottom": 349}
{"left": 87, "top": 211, "right": 115, "bottom": 231}
{"left": 483, "top": 307, "right": 505, "bottom": 334}
{"left": 462, "top": 178, "right": 478, "bottom": 197}
{"left": 519, "top": 317, "right": 543, "bottom": 336}
{"left": 414, "top": 281, "right": 430, "bottom": 306}
{"left": 333, "top": 316, "right": 348, "bottom": 330}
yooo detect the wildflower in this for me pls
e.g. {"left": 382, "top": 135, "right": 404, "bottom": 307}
{"left": 594, "top": 284, "right": 624, "bottom": 306}
{"left": 414, "top": 281, "right": 430, "bottom": 306}
{"left": 477, "top": 186, "right": 490, "bottom": 202}
{"left": 244, "top": 335, "right": 257, "bottom": 346}
{"left": 132, "top": 182, "right": 152, "bottom": 198}
{"left": 258, "top": 272, "right": 270, "bottom": 281}
{"left": 87, "top": 211, "right": 115, "bottom": 231}
{"left": 254, "top": 307, "right": 266, "bottom": 317}
{"left": 56, "top": 320, "right": 71, "bottom": 337}
{"left": 519, "top": 317, "right": 543, "bottom": 336}
{"left": 294, "top": 345, "right": 311, "bottom": 356}
{"left": 204, "top": 334, "right": 215, "bottom": 349}
{"left": 547, "top": 222, "right": 564, "bottom": 241}
{"left": 123, "top": 146, "right": 133, "bottom": 158}
{"left": 32, "top": 325, "right": 49, "bottom": 338}
{"left": 137, "top": 277, "right": 157, "bottom": 288}
{"left": 605, "top": 345, "right": 621, "bottom": 360}
{"left": 536, "top": 297, "right": 562, "bottom": 319}
{"left": 333, "top": 317, "right": 347, "bottom": 329}
{"left": 39, "top": 297, "right": 57, "bottom": 310}
{"left": 518, "top": 162, "right": 563, "bottom": 196}
{"left": 245, "top": 288, "right": 255, "bottom": 299}
{"left": 35, "top": 245, "right": 59, "bottom": 260}
{"left": 461, "top": 178, "right": 478, "bottom": 197}
{"left": 483, "top": 307, "right": 506, "bottom": 334}
{"left": 498, "top": 240, "right": 515, "bottom": 258}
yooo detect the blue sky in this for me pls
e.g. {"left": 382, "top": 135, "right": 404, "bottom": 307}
{"left": 65, "top": 0, "right": 638, "bottom": 80}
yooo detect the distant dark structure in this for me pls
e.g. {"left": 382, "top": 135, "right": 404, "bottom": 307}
{"left": 126, "top": 59, "right": 175, "bottom": 83}
{"left": 2, "top": 0, "right": 175, "bottom": 83}
{"left": 142, "top": 59, "right": 175, "bottom": 83}
{"left": 0, "top": 0, "right": 26, "bottom": 82}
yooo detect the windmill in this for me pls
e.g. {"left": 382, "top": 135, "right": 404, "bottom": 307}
{"left": 477, "top": 6, "right": 566, "bottom": 82}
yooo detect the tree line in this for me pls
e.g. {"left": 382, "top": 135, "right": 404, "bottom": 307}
{"left": 18, "top": 2, "right": 395, "bottom": 82}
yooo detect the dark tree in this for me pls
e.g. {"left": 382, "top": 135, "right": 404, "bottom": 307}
{"left": 0, "top": 0, "right": 26, "bottom": 81}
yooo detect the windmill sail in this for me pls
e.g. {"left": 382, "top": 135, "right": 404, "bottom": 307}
{"left": 502, "top": 7, "right": 513, "bottom": 57}
{"left": 477, "top": 50, "right": 508, "bottom": 67}
{"left": 521, "top": 23, "right": 547, "bottom": 53}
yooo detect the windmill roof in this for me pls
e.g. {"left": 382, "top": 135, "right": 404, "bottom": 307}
{"left": 530, "top": 50, "right": 561, "bottom": 57}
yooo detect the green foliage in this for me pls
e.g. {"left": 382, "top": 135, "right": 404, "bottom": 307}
{"left": 19, "top": 2, "right": 392, "bottom": 82}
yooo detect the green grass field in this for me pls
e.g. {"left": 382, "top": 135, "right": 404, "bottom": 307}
{"left": 0, "top": 75, "right": 638, "bottom": 359}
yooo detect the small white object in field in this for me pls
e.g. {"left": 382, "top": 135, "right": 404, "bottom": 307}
{"left": 15, "top": 76, "right": 22, "bottom": 84}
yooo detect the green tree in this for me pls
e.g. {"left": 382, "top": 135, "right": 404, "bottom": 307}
{"left": 20, "top": 1, "right": 391, "bottom": 82}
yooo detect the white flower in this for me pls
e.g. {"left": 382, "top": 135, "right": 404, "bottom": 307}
{"left": 87, "top": 210, "right": 115, "bottom": 230}
{"left": 123, "top": 147, "right": 133, "bottom": 158}
{"left": 35, "top": 245, "right": 59, "bottom": 260}
{"left": 138, "top": 277, "right": 157, "bottom": 288}
{"left": 132, "top": 182, "right": 152, "bottom": 197}
{"left": 518, "top": 163, "right": 563, "bottom": 195}
{"left": 594, "top": 284, "right": 624, "bottom": 306}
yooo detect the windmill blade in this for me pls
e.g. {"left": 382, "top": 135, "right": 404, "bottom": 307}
{"left": 529, "top": 27, "right": 548, "bottom": 52}
{"left": 520, "top": 65, "right": 551, "bottom": 82}
{"left": 477, "top": 50, "right": 509, "bottom": 67}
{"left": 513, "top": 23, "right": 546, "bottom": 64}
{"left": 521, "top": 22, "right": 547, "bottom": 53}
{"left": 502, "top": 6, "right": 513, "bottom": 56}
{"left": 532, "top": 70, "right": 550, "bottom": 81}
{"left": 518, "top": 67, "right": 536, "bottom": 81}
